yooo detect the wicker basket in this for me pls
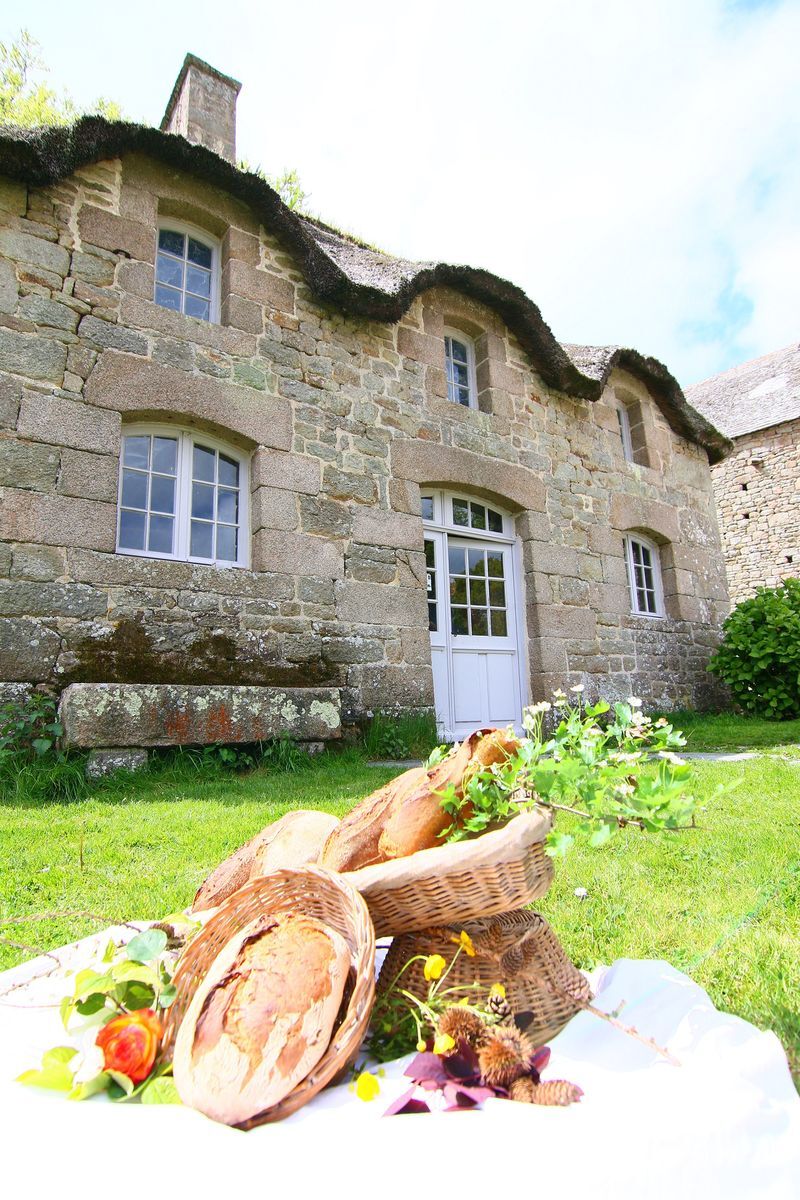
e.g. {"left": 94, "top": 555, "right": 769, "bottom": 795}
{"left": 162, "top": 866, "right": 376, "bottom": 1126}
{"left": 378, "top": 909, "right": 591, "bottom": 1046}
{"left": 343, "top": 809, "right": 554, "bottom": 937}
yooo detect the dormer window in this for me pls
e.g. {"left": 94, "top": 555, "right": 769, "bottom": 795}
{"left": 155, "top": 223, "right": 219, "bottom": 322}
{"left": 444, "top": 331, "right": 477, "bottom": 408}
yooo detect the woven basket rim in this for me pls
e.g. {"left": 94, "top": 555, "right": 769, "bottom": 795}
{"left": 342, "top": 806, "right": 552, "bottom": 894}
{"left": 165, "top": 865, "right": 376, "bottom": 1126}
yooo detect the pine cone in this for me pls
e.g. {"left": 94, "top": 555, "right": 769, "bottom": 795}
{"left": 509, "top": 1077, "right": 583, "bottom": 1106}
{"left": 487, "top": 991, "right": 513, "bottom": 1023}
{"left": 500, "top": 943, "right": 524, "bottom": 976}
{"left": 438, "top": 1006, "right": 490, "bottom": 1049}
{"left": 478, "top": 1026, "right": 533, "bottom": 1088}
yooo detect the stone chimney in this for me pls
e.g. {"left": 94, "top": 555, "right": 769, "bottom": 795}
{"left": 160, "top": 53, "right": 241, "bottom": 164}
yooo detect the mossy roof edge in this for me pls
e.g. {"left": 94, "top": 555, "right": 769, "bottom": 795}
{"left": 0, "top": 117, "right": 731, "bottom": 463}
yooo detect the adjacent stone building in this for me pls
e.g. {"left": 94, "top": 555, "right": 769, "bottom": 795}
{"left": 0, "top": 55, "right": 731, "bottom": 751}
{"left": 686, "top": 342, "right": 800, "bottom": 606}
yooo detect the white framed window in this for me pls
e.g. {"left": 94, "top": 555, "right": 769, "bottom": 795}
{"left": 616, "top": 404, "right": 634, "bottom": 462}
{"left": 624, "top": 535, "right": 664, "bottom": 617}
{"left": 155, "top": 221, "right": 220, "bottom": 323}
{"left": 444, "top": 330, "right": 477, "bottom": 408}
{"left": 116, "top": 424, "right": 249, "bottom": 567}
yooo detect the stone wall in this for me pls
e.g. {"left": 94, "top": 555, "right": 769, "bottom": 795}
{"left": 0, "top": 153, "right": 729, "bottom": 723}
{"left": 711, "top": 418, "right": 800, "bottom": 606}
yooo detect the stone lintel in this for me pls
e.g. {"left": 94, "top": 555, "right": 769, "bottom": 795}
{"left": 60, "top": 683, "right": 342, "bottom": 748}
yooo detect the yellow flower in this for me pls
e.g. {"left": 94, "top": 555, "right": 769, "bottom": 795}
{"left": 423, "top": 954, "right": 447, "bottom": 981}
{"left": 489, "top": 983, "right": 506, "bottom": 1000}
{"left": 355, "top": 1071, "right": 380, "bottom": 1102}
{"left": 451, "top": 931, "right": 476, "bottom": 957}
{"left": 433, "top": 1032, "right": 455, "bottom": 1056}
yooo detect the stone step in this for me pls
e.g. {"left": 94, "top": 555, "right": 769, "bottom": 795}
{"left": 59, "top": 683, "right": 341, "bottom": 749}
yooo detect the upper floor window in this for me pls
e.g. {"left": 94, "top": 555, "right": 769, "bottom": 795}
{"left": 117, "top": 424, "right": 248, "bottom": 567}
{"left": 616, "top": 404, "right": 634, "bottom": 462}
{"left": 155, "top": 223, "right": 219, "bottom": 322}
{"left": 444, "top": 330, "right": 477, "bottom": 408}
{"left": 624, "top": 534, "right": 663, "bottom": 617}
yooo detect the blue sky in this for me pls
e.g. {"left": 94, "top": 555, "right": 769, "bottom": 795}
{"left": 4, "top": 0, "right": 799, "bottom": 386}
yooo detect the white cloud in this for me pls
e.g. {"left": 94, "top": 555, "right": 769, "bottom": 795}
{"left": 15, "top": 0, "right": 800, "bottom": 385}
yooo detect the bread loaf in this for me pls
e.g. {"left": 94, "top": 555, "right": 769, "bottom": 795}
{"left": 192, "top": 810, "right": 341, "bottom": 912}
{"left": 172, "top": 911, "right": 350, "bottom": 1126}
{"left": 322, "top": 726, "right": 524, "bottom": 870}
{"left": 249, "top": 811, "right": 340, "bottom": 880}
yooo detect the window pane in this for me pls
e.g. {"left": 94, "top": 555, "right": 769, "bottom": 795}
{"left": 471, "top": 504, "right": 486, "bottom": 530}
{"left": 186, "top": 265, "right": 211, "bottom": 298}
{"left": 468, "top": 548, "right": 485, "bottom": 575}
{"left": 490, "top": 610, "right": 508, "bottom": 637}
{"left": 449, "top": 339, "right": 468, "bottom": 364}
{"left": 427, "top": 568, "right": 436, "bottom": 599}
{"left": 420, "top": 496, "right": 434, "bottom": 522}
{"left": 425, "top": 539, "right": 435, "bottom": 568}
{"left": 193, "top": 445, "right": 216, "bottom": 482}
{"left": 192, "top": 482, "right": 215, "bottom": 520}
{"left": 450, "top": 576, "right": 467, "bottom": 605}
{"left": 155, "top": 284, "right": 182, "bottom": 312}
{"left": 452, "top": 499, "right": 469, "bottom": 527}
{"left": 190, "top": 520, "right": 214, "bottom": 558}
{"left": 470, "top": 577, "right": 487, "bottom": 606}
{"left": 217, "top": 488, "right": 238, "bottom": 524}
{"left": 218, "top": 454, "right": 239, "bottom": 487}
{"left": 148, "top": 514, "right": 174, "bottom": 554}
{"left": 216, "top": 525, "right": 237, "bottom": 562}
{"left": 119, "top": 508, "right": 146, "bottom": 550}
{"left": 187, "top": 237, "right": 213, "bottom": 269}
{"left": 158, "top": 229, "right": 185, "bottom": 257}
{"left": 451, "top": 607, "right": 468, "bottom": 635}
{"left": 486, "top": 550, "right": 504, "bottom": 578}
{"left": 472, "top": 609, "right": 488, "bottom": 636}
{"left": 121, "top": 469, "right": 148, "bottom": 510}
{"left": 184, "top": 293, "right": 210, "bottom": 321}
{"left": 489, "top": 580, "right": 506, "bottom": 606}
{"left": 150, "top": 474, "right": 176, "bottom": 514}
{"left": 454, "top": 362, "right": 469, "bottom": 387}
{"left": 152, "top": 437, "right": 178, "bottom": 475}
{"left": 448, "top": 544, "right": 466, "bottom": 574}
{"left": 156, "top": 253, "right": 184, "bottom": 289}
{"left": 123, "top": 436, "right": 149, "bottom": 470}
{"left": 428, "top": 602, "right": 437, "bottom": 632}
{"left": 488, "top": 509, "right": 503, "bottom": 533}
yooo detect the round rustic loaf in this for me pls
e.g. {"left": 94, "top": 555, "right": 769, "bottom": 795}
{"left": 172, "top": 910, "right": 351, "bottom": 1125}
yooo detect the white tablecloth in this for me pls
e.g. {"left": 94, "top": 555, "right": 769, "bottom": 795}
{"left": 0, "top": 934, "right": 798, "bottom": 1200}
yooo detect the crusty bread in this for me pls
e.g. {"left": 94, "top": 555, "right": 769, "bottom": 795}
{"left": 172, "top": 911, "right": 350, "bottom": 1126}
{"left": 322, "top": 727, "right": 523, "bottom": 870}
{"left": 319, "top": 768, "right": 427, "bottom": 872}
{"left": 192, "top": 810, "right": 341, "bottom": 912}
{"left": 249, "top": 811, "right": 341, "bottom": 880}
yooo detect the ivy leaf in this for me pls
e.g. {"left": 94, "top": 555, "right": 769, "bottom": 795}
{"left": 140, "top": 1076, "right": 181, "bottom": 1105}
{"left": 125, "top": 928, "right": 168, "bottom": 964}
{"left": 545, "top": 831, "right": 575, "bottom": 858}
{"left": 17, "top": 1063, "right": 74, "bottom": 1091}
{"left": 76, "top": 993, "right": 108, "bottom": 1016}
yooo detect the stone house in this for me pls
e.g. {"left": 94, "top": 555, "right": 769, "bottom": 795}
{"left": 686, "top": 342, "right": 800, "bottom": 606}
{"left": 0, "top": 55, "right": 731, "bottom": 755}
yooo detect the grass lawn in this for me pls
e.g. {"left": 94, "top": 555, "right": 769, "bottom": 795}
{"left": 1, "top": 720, "right": 798, "bottom": 1083}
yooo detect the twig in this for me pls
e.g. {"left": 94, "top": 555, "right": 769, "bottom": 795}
{"left": 544, "top": 978, "right": 680, "bottom": 1066}
{"left": 542, "top": 801, "right": 646, "bottom": 830}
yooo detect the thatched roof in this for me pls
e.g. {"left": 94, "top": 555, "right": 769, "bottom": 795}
{"left": 0, "top": 117, "right": 730, "bottom": 463}
{"left": 685, "top": 342, "right": 800, "bottom": 440}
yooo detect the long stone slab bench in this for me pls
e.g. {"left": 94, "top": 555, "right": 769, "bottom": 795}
{"left": 59, "top": 683, "right": 342, "bottom": 750}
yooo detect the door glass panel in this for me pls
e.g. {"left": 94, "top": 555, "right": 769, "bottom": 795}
{"left": 486, "top": 549, "right": 504, "bottom": 577}
{"left": 468, "top": 548, "right": 484, "bottom": 575}
{"left": 448, "top": 544, "right": 466, "bottom": 574}
{"left": 488, "top": 509, "right": 503, "bottom": 533}
{"left": 452, "top": 607, "right": 468, "bottom": 635}
{"left": 425, "top": 537, "right": 438, "bottom": 633}
{"left": 470, "top": 577, "right": 487, "bottom": 606}
{"left": 471, "top": 503, "right": 486, "bottom": 530}
{"left": 452, "top": 498, "right": 469, "bottom": 527}
{"left": 490, "top": 609, "right": 508, "bottom": 637}
{"left": 471, "top": 609, "right": 488, "bottom": 636}
{"left": 450, "top": 576, "right": 467, "bottom": 605}
{"left": 421, "top": 496, "right": 435, "bottom": 522}
{"left": 489, "top": 579, "right": 506, "bottom": 606}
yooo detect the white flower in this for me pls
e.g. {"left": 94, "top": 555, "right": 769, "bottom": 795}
{"left": 574, "top": 887, "right": 588, "bottom": 900}
{"left": 627, "top": 696, "right": 642, "bottom": 708}
{"left": 569, "top": 684, "right": 584, "bottom": 693}
{"left": 526, "top": 701, "right": 552, "bottom": 716}
{"left": 658, "top": 750, "right": 686, "bottom": 766}
{"left": 552, "top": 689, "right": 566, "bottom": 699}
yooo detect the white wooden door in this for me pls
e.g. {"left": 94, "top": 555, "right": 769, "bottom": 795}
{"left": 423, "top": 491, "right": 525, "bottom": 740}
